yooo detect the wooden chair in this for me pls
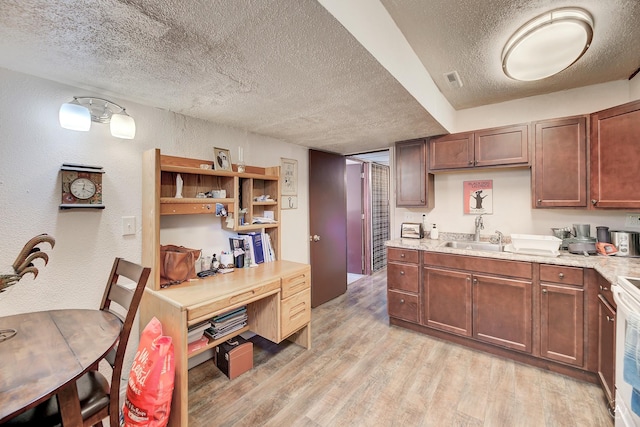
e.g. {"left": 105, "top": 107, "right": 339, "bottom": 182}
{"left": 7, "top": 258, "right": 151, "bottom": 427}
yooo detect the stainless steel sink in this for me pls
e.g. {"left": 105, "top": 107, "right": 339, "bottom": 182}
{"left": 439, "top": 241, "right": 504, "bottom": 252}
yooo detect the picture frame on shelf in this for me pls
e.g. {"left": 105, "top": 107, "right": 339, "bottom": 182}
{"left": 214, "top": 147, "right": 232, "bottom": 171}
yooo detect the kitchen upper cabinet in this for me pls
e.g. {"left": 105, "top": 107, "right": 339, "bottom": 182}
{"left": 590, "top": 100, "right": 640, "bottom": 208}
{"left": 395, "top": 139, "right": 434, "bottom": 207}
{"left": 533, "top": 116, "right": 588, "bottom": 208}
{"left": 429, "top": 124, "right": 529, "bottom": 171}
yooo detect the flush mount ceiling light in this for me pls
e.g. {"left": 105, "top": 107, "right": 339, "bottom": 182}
{"left": 59, "top": 96, "right": 136, "bottom": 139}
{"left": 502, "top": 8, "right": 593, "bottom": 81}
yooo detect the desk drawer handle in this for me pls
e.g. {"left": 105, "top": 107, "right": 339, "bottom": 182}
{"left": 400, "top": 253, "right": 405, "bottom": 258}
{"left": 400, "top": 271, "right": 405, "bottom": 276}
{"left": 400, "top": 298, "right": 405, "bottom": 304}
{"left": 230, "top": 290, "right": 256, "bottom": 304}
{"left": 289, "top": 302, "right": 307, "bottom": 319}
{"left": 558, "top": 273, "right": 564, "bottom": 279}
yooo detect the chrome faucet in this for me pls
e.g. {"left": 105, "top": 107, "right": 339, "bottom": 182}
{"left": 491, "top": 230, "right": 504, "bottom": 248}
{"left": 474, "top": 215, "right": 484, "bottom": 241}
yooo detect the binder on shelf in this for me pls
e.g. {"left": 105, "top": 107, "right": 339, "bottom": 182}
{"left": 239, "top": 232, "right": 264, "bottom": 264}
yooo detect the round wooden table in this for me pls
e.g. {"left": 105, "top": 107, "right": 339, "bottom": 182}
{"left": 0, "top": 309, "right": 122, "bottom": 424}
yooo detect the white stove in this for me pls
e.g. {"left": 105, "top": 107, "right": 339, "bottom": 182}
{"left": 613, "top": 276, "right": 640, "bottom": 426}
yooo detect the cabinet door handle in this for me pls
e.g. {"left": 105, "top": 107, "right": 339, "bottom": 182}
{"left": 591, "top": 199, "right": 598, "bottom": 205}
{"left": 400, "top": 270, "right": 405, "bottom": 276}
{"left": 542, "top": 289, "right": 548, "bottom": 294}
{"left": 400, "top": 253, "right": 405, "bottom": 258}
{"left": 558, "top": 273, "right": 564, "bottom": 279}
{"left": 537, "top": 199, "right": 542, "bottom": 205}
{"left": 472, "top": 278, "right": 477, "bottom": 285}
{"left": 400, "top": 298, "right": 405, "bottom": 304}
{"left": 600, "top": 285, "right": 609, "bottom": 291}
{"left": 606, "top": 315, "right": 614, "bottom": 322}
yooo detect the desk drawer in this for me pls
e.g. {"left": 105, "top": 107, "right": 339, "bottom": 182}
{"left": 188, "top": 279, "right": 281, "bottom": 323}
{"left": 281, "top": 288, "right": 311, "bottom": 338}
{"left": 281, "top": 267, "right": 311, "bottom": 299}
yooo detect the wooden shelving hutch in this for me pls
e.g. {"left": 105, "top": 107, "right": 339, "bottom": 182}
{"left": 142, "top": 148, "right": 281, "bottom": 291}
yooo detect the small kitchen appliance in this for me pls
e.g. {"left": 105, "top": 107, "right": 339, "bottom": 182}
{"left": 610, "top": 230, "right": 640, "bottom": 257}
{"left": 567, "top": 223, "right": 596, "bottom": 255}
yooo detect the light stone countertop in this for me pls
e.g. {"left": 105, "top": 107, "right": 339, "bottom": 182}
{"left": 386, "top": 237, "right": 640, "bottom": 285}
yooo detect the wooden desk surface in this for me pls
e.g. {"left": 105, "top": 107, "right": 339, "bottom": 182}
{"left": 147, "top": 260, "right": 309, "bottom": 309}
{"left": 0, "top": 309, "right": 121, "bottom": 423}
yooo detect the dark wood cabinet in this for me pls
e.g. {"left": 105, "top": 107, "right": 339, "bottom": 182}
{"left": 539, "top": 283, "right": 584, "bottom": 366}
{"left": 387, "top": 248, "right": 420, "bottom": 322}
{"left": 533, "top": 116, "right": 588, "bottom": 208}
{"left": 423, "top": 267, "right": 472, "bottom": 336}
{"left": 598, "top": 295, "right": 616, "bottom": 410}
{"left": 395, "top": 139, "right": 434, "bottom": 207}
{"left": 473, "top": 273, "right": 532, "bottom": 353}
{"left": 590, "top": 99, "right": 640, "bottom": 208}
{"left": 429, "top": 124, "right": 529, "bottom": 171}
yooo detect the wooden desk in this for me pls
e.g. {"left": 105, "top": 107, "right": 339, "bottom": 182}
{"left": 0, "top": 309, "right": 121, "bottom": 425}
{"left": 140, "top": 260, "right": 311, "bottom": 427}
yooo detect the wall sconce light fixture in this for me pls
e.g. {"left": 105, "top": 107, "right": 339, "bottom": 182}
{"left": 59, "top": 96, "right": 136, "bottom": 139}
{"left": 502, "top": 8, "right": 593, "bottom": 81}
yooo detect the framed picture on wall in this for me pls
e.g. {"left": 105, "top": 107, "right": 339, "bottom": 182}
{"left": 464, "top": 180, "right": 493, "bottom": 214}
{"left": 281, "top": 158, "right": 298, "bottom": 196}
{"left": 214, "top": 147, "right": 232, "bottom": 171}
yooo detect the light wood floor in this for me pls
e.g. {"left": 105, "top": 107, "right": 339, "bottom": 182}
{"left": 188, "top": 268, "right": 614, "bottom": 426}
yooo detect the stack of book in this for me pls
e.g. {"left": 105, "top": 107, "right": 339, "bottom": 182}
{"left": 187, "top": 320, "right": 212, "bottom": 354}
{"left": 237, "top": 231, "right": 276, "bottom": 264}
{"left": 204, "top": 306, "right": 248, "bottom": 340}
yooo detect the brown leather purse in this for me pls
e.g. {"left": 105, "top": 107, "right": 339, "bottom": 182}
{"left": 159, "top": 245, "right": 201, "bottom": 287}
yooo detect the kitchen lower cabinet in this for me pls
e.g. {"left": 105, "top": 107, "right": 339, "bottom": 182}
{"left": 597, "top": 271, "right": 616, "bottom": 411}
{"left": 598, "top": 295, "right": 616, "bottom": 410}
{"left": 423, "top": 267, "right": 472, "bottom": 336}
{"left": 387, "top": 248, "right": 420, "bottom": 322}
{"left": 538, "top": 264, "right": 585, "bottom": 367}
{"left": 473, "top": 273, "right": 532, "bottom": 353}
{"left": 539, "top": 283, "right": 584, "bottom": 366}
{"left": 590, "top": 99, "right": 640, "bottom": 208}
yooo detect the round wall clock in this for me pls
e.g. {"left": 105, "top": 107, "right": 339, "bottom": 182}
{"left": 70, "top": 177, "right": 97, "bottom": 200}
{"left": 60, "top": 164, "right": 105, "bottom": 209}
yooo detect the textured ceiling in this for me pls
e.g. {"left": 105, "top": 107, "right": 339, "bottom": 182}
{"left": 381, "top": 0, "right": 640, "bottom": 109}
{"left": 0, "top": 0, "right": 638, "bottom": 155}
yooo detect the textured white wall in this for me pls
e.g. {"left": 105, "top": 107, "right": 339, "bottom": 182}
{"left": 0, "top": 68, "right": 309, "bottom": 317}
{"left": 392, "top": 79, "right": 640, "bottom": 239}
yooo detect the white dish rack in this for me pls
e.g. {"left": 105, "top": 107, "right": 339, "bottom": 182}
{"left": 506, "top": 234, "right": 562, "bottom": 257}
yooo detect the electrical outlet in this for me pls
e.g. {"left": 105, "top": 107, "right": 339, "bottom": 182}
{"left": 122, "top": 216, "right": 136, "bottom": 236}
{"left": 625, "top": 213, "right": 640, "bottom": 228}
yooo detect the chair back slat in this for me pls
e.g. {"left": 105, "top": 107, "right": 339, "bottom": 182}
{"left": 100, "top": 257, "right": 151, "bottom": 427}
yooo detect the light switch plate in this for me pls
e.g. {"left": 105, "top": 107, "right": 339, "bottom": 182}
{"left": 122, "top": 216, "right": 136, "bottom": 236}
